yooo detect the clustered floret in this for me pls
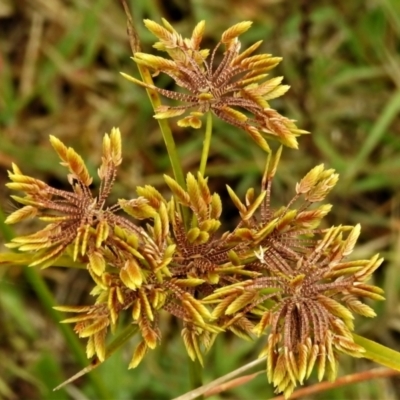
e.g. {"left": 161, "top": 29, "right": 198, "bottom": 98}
{"left": 3, "top": 20, "right": 384, "bottom": 399}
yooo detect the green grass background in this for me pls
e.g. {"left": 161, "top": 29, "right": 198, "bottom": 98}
{"left": 1, "top": 0, "right": 400, "bottom": 399}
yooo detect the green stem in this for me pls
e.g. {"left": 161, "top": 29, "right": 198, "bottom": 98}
{"left": 105, "top": 324, "right": 139, "bottom": 358}
{"left": 120, "top": 0, "right": 189, "bottom": 226}
{"left": 186, "top": 109, "right": 211, "bottom": 394}
{"left": 137, "top": 66, "right": 190, "bottom": 229}
{"left": 0, "top": 207, "right": 110, "bottom": 399}
{"left": 138, "top": 66, "right": 185, "bottom": 187}
{"left": 199, "top": 112, "right": 213, "bottom": 176}
{"left": 188, "top": 358, "right": 204, "bottom": 399}
{"left": 54, "top": 324, "right": 139, "bottom": 391}
{"left": 174, "top": 357, "right": 266, "bottom": 400}
{"left": 353, "top": 333, "right": 400, "bottom": 371}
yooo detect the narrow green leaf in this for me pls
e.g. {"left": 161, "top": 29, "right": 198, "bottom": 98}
{"left": 54, "top": 324, "right": 139, "bottom": 391}
{"left": 343, "top": 91, "right": 400, "bottom": 184}
{"left": 353, "top": 333, "right": 400, "bottom": 371}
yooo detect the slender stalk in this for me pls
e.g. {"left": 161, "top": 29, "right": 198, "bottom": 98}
{"left": 105, "top": 324, "right": 139, "bottom": 358}
{"left": 173, "top": 357, "right": 266, "bottom": 400}
{"left": 199, "top": 112, "right": 213, "bottom": 176}
{"left": 188, "top": 359, "right": 204, "bottom": 400}
{"left": 190, "top": 112, "right": 213, "bottom": 228}
{"left": 270, "top": 367, "right": 399, "bottom": 400}
{"left": 0, "top": 207, "right": 110, "bottom": 398}
{"left": 137, "top": 65, "right": 186, "bottom": 189}
{"left": 204, "top": 371, "right": 264, "bottom": 397}
{"left": 120, "top": 0, "right": 189, "bottom": 227}
{"left": 54, "top": 324, "right": 139, "bottom": 391}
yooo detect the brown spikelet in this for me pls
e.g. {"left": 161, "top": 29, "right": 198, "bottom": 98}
{"left": 120, "top": 258, "right": 143, "bottom": 290}
{"left": 129, "top": 341, "right": 148, "bottom": 369}
{"left": 66, "top": 147, "right": 92, "bottom": 186}
{"left": 5, "top": 205, "right": 37, "bottom": 224}
{"left": 221, "top": 21, "right": 253, "bottom": 43}
{"left": 88, "top": 252, "right": 106, "bottom": 276}
{"left": 144, "top": 19, "right": 176, "bottom": 44}
{"left": 49, "top": 135, "right": 69, "bottom": 163}
{"left": 93, "top": 329, "right": 107, "bottom": 362}
{"left": 164, "top": 175, "right": 190, "bottom": 206}
{"left": 182, "top": 328, "right": 196, "bottom": 362}
{"left": 191, "top": 20, "right": 205, "bottom": 49}
{"left": 77, "top": 317, "right": 109, "bottom": 338}
{"left": 123, "top": 19, "right": 308, "bottom": 150}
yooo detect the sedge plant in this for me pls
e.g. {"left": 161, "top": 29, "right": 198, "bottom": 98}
{"left": 1, "top": 14, "right": 400, "bottom": 399}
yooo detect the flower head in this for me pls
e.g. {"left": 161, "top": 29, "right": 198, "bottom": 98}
{"left": 202, "top": 150, "right": 384, "bottom": 397}
{"left": 1, "top": 14, "right": 388, "bottom": 398}
{"left": 251, "top": 225, "right": 384, "bottom": 397}
{"left": 5, "top": 128, "right": 130, "bottom": 267}
{"left": 122, "top": 19, "right": 308, "bottom": 151}
{"left": 4, "top": 129, "right": 385, "bottom": 396}
{"left": 5, "top": 130, "right": 218, "bottom": 365}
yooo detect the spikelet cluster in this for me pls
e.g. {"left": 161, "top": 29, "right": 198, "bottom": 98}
{"left": 122, "top": 19, "right": 308, "bottom": 151}
{"left": 2, "top": 18, "right": 386, "bottom": 399}
{"left": 5, "top": 128, "right": 384, "bottom": 397}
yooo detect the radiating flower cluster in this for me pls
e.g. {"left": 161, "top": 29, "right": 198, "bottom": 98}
{"left": 121, "top": 19, "right": 308, "bottom": 151}
{"left": 5, "top": 129, "right": 383, "bottom": 397}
